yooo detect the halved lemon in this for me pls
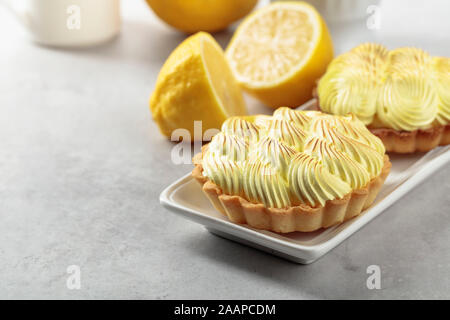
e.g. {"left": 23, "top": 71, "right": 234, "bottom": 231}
{"left": 226, "top": 1, "right": 334, "bottom": 108}
{"left": 150, "top": 32, "right": 247, "bottom": 140}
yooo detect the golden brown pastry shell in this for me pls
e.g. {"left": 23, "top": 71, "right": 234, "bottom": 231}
{"left": 368, "top": 125, "right": 450, "bottom": 153}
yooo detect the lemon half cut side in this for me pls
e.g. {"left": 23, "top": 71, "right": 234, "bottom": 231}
{"left": 150, "top": 32, "right": 247, "bottom": 141}
{"left": 226, "top": 1, "right": 334, "bottom": 108}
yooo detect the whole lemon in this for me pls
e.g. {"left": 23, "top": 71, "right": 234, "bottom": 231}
{"left": 145, "top": 0, "right": 259, "bottom": 33}
{"left": 150, "top": 32, "right": 247, "bottom": 141}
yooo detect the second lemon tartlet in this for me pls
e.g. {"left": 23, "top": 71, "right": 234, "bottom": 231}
{"left": 316, "top": 43, "right": 450, "bottom": 153}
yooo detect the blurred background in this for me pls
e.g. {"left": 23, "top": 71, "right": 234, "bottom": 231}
{"left": 2, "top": 0, "right": 449, "bottom": 115}
{"left": 0, "top": 0, "right": 449, "bottom": 299}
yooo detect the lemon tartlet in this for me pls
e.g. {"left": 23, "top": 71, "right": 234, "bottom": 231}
{"left": 316, "top": 43, "right": 450, "bottom": 153}
{"left": 192, "top": 108, "right": 391, "bottom": 233}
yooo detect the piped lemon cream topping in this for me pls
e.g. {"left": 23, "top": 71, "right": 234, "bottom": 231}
{"left": 376, "top": 72, "right": 438, "bottom": 131}
{"left": 252, "top": 136, "right": 297, "bottom": 173}
{"left": 206, "top": 132, "right": 249, "bottom": 161}
{"left": 267, "top": 119, "right": 308, "bottom": 151}
{"left": 433, "top": 57, "right": 450, "bottom": 124}
{"left": 243, "top": 162, "right": 291, "bottom": 209}
{"left": 318, "top": 44, "right": 450, "bottom": 131}
{"left": 304, "top": 137, "right": 370, "bottom": 190}
{"left": 221, "top": 117, "right": 260, "bottom": 142}
{"left": 201, "top": 109, "right": 386, "bottom": 208}
{"left": 288, "top": 153, "right": 351, "bottom": 207}
{"left": 202, "top": 158, "right": 245, "bottom": 197}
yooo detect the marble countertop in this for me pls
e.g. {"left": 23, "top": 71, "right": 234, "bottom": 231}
{"left": 0, "top": 1, "right": 449, "bottom": 299}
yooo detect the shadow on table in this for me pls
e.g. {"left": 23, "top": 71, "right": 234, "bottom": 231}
{"left": 179, "top": 228, "right": 370, "bottom": 299}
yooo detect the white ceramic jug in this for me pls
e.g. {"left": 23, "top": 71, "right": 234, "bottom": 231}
{"left": 3, "top": 0, "right": 121, "bottom": 47}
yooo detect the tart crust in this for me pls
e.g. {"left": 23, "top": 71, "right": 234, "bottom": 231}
{"left": 312, "top": 90, "right": 450, "bottom": 153}
{"left": 192, "top": 151, "right": 391, "bottom": 233}
{"left": 369, "top": 125, "right": 450, "bottom": 153}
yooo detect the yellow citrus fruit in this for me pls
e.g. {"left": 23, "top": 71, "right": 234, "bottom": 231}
{"left": 145, "top": 0, "right": 258, "bottom": 33}
{"left": 226, "top": 1, "right": 334, "bottom": 108}
{"left": 150, "top": 32, "right": 247, "bottom": 141}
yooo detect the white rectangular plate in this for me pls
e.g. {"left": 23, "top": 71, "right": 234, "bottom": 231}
{"left": 160, "top": 102, "right": 450, "bottom": 264}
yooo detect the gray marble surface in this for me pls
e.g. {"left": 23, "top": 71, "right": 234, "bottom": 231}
{"left": 0, "top": 1, "right": 449, "bottom": 299}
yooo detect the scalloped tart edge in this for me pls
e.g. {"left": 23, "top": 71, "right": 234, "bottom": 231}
{"left": 192, "top": 152, "right": 391, "bottom": 233}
